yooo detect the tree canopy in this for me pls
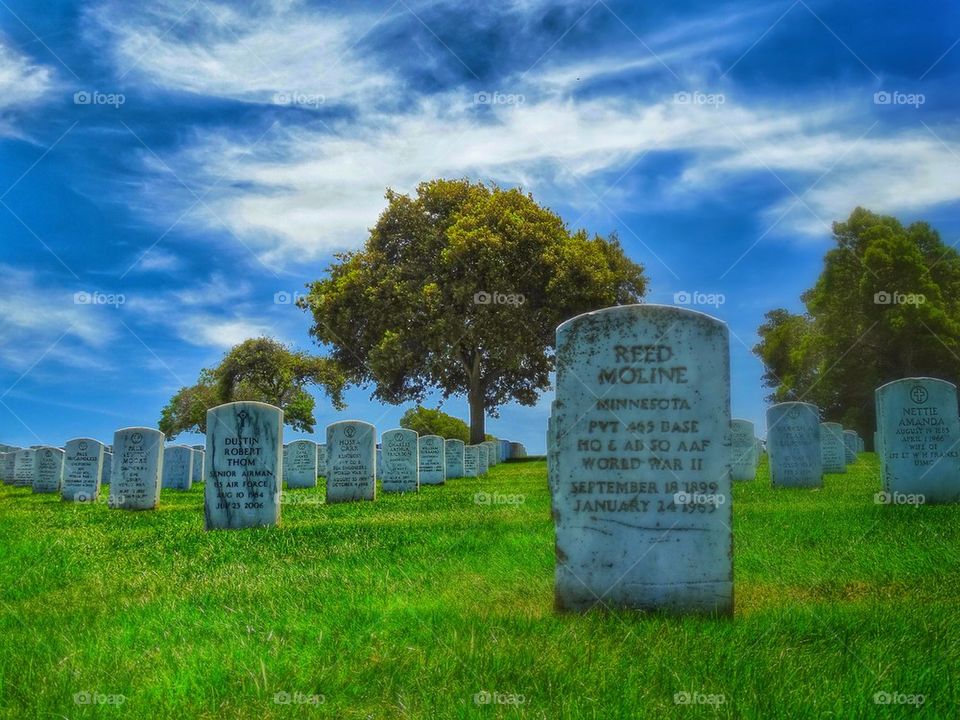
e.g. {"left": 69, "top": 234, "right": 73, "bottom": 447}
{"left": 754, "top": 207, "right": 960, "bottom": 440}
{"left": 159, "top": 337, "right": 345, "bottom": 438}
{"left": 399, "top": 406, "right": 472, "bottom": 443}
{"left": 300, "top": 178, "right": 647, "bottom": 443}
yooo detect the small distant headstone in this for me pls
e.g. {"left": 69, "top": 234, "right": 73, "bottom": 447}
{"left": 484, "top": 439, "right": 499, "bottom": 466}
{"left": 767, "top": 403, "right": 822, "bottom": 488}
{"left": 1, "top": 452, "right": 16, "bottom": 485}
{"left": 477, "top": 444, "right": 489, "bottom": 475}
{"left": 191, "top": 448, "right": 205, "bottom": 483}
{"left": 418, "top": 435, "right": 445, "bottom": 485}
{"left": 162, "top": 445, "right": 194, "bottom": 490}
{"left": 820, "top": 422, "right": 847, "bottom": 474}
{"left": 326, "top": 421, "right": 376, "bottom": 503}
{"left": 13, "top": 449, "right": 36, "bottom": 487}
{"left": 110, "top": 428, "right": 165, "bottom": 509}
{"left": 376, "top": 447, "right": 383, "bottom": 480}
{"left": 463, "top": 445, "right": 480, "bottom": 477}
{"left": 549, "top": 304, "right": 733, "bottom": 614}
{"left": 380, "top": 428, "right": 419, "bottom": 493}
{"left": 283, "top": 439, "right": 318, "bottom": 489}
{"left": 317, "top": 444, "right": 327, "bottom": 477}
{"left": 62, "top": 438, "right": 105, "bottom": 502}
{"left": 509, "top": 441, "right": 524, "bottom": 459}
{"left": 32, "top": 447, "right": 65, "bottom": 494}
{"left": 842, "top": 430, "right": 857, "bottom": 463}
{"left": 444, "top": 439, "right": 464, "bottom": 479}
{"left": 204, "top": 402, "right": 282, "bottom": 529}
{"left": 876, "top": 378, "right": 960, "bottom": 503}
{"left": 101, "top": 452, "right": 113, "bottom": 485}
{"left": 730, "top": 419, "right": 757, "bottom": 481}
{"left": 498, "top": 439, "right": 511, "bottom": 462}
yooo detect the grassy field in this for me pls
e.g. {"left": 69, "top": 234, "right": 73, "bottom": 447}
{"left": 0, "top": 455, "right": 958, "bottom": 719}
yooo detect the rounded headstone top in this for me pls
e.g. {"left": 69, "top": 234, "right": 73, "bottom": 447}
{"left": 876, "top": 376, "right": 957, "bottom": 394}
{"left": 556, "top": 303, "right": 726, "bottom": 339}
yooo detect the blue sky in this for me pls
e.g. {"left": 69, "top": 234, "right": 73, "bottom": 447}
{"left": 1, "top": 0, "right": 958, "bottom": 453}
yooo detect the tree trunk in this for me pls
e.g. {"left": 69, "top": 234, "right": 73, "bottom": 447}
{"left": 468, "top": 375, "right": 485, "bottom": 444}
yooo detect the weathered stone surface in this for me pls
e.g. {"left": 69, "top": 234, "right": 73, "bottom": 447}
{"left": 13, "top": 449, "right": 35, "bottom": 487}
{"left": 876, "top": 378, "right": 960, "bottom": 503}
{"left": 1, "top": 452, "right": 16, "bottom": 485}
{"left": 477, "top": 444, "right": 489, "bottom": 475}
{"left": 820, "top": 422, "right": 847, "bottom": 474}
{"left": 767, "top": 403, "right": 822, "bottom": 488}
{"left": 550, "top": 304, "right": 733, "bottom": 615}
{"left": 32, "top": 447, "right": 64, "bottom": 494}
{"left": 380, "top": 428, "right": 418, "bottom": 493}
{"left": 101, "top": 452, "right": 113, "bottom": 485}
{"left": 110, "top": 427, "right": 165, "bottom": 510}
{"left": 205, "top": 402, "right": 282, "bottom": 529}
{"left": 283, "top": 439, "right": 318, "bottom": 489}
{"left": 418, "top": 435, "right": 445, "bottom": 486}
{"left": 191, "top": 448, "right": 205, "bottom": 484}
{"left": 483, "top": 440, "right": 499, "bottom": 466}
{"left": 730, "top": 419, "right": 757, "bottom": 481}
{"left": 62, "top": 438, "right": 105, "bottom": 502}
{"left": 463, "top": 445, "right": 480, "bottom": 478}
{"left": 842, "top": 430, "right": 858, "bottom": 463}
{"left": 444, "top": 439, "right": 464, "bottom": 479}
{"left": 326, "top": 421, "right": 376, "bottom": 503}
{"left": 162, "top": 445, "right": 193, "bottom": 490}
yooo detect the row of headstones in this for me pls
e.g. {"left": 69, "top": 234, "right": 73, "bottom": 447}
{"left": 546, "top": 304, "right": 960, "bottom": 617}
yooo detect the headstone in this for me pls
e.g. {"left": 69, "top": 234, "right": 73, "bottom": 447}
{"left": 842, "top": 430, "right": 857, "bottom": 463}
{"left": 204, "top": 402, "right": 282, "bottom": 529}
{"left": 730, "top": 419, "right": 757, "bottom": 481}
{"left": 191, "top": 448, "right": 205, "bottom": 484}
{"left": 484, "top": 439, "right": 499, "bottom": 466}
{"left": 380, "top": 428, "right": 419, "bottom": 493}
{"left": 283, "top": 439, "right": 318, "bottom": 489}
{"left": 32, "top": 447, "right": 65, "bottom": 494}
{"left": 13, "top": 449, "right": 36, "bottom": 487}
{"left": 550, "top": 304, "right": 733, "bottom": 614}
{"left": 101, "top": 452, "right": 113, "bottom": 485}
{"left": 444, "top": 439, "right": 464, "bottom": 479}
{"left": 509, "top": 441, "right": 524, "bottom": 459}
{"left": 1, "top": 451, "right": 16, "bottom": 484}
{"left": 418, "top": 435, "right": 445, "bottom": 485}
{"left": 62, "top": 438, "right": 105, "bottom": 502}
{"left": 876, "top": 378, "right": 960, "bottom": 504}
{"left": 110, "top": 428, "right": 165, "bottom": 510}
{"left": 326, "top": 421, "right": 376, "bottom": 503}
{"left": 376, "top": 447, "right": 383, "bottom": 480}
{"left": 463, "top": 445, "right": 480, "bottom": 477}
{"left": 316, "top": 444, "right": 327, "bottom": 476}
{"left": 162, "top": 445, "right": 194, "bottom": 490}
{"left": 767, "top": 403, "right": 822, "bottom": 488}
{"left": 857, "top": 435, "right": 865, "bottom": 453}
{"left": 820, "top": 422, "right": 847, "bottom": 474}
{"left": 498, "top": 439, "right": 511, "bottom": 462}
{"left": 477, "top": 444, "right": 489, "bottom": 475}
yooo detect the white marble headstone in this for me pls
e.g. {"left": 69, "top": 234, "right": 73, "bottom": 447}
{"left": 110, "top": 427, "right": 165, "bottom": 510}
{"left": 191, "top": 448, "right": 205, "bottom": 484}
{"left": 477, "top": 444, "right": 489, "bottom": 475}
{"left": 101, "top": 452, "right": 113, "bottom": 486}
{"left": 162, "top": 445, "right": 194, "bottom": 490}
{"left": 283, "top": 439, "right": 318, "bottom": 489}
{"left": 444, "top": 439, "right": 464, "bottom": 479}
{"left": 326, "top": 421, "right": 376, "bottom": 503}
{"left": 463, "top": 445, "right": 480, "bottom": 478}
{"left": 767, "top": 403, "right": 822, "bottom": 488}
{"left": 13, "top": 448, "right": 36, "bottom": 487}
{"left": 730, "top": 419, "right": 757, "bottom": 481}
{"left": 819, "top": 422, "right": 847, "bottom": 474}
{"left": 62, "top": 438, "right": 105, "bottom": 502}
{"left": 418, "top": 435, "right": 445, "bottom": 485}
{"left": 32, "top": 447, "right": 65, "bottom": 494}
{"left": 380, "top": 428, "right": 419, "bottom": 493}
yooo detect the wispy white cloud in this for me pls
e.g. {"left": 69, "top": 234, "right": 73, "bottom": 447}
{"left": 0, "top": 36, "right": 56, "bottom": 136}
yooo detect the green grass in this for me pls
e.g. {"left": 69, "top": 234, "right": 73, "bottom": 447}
{"left": 1, "top": 455, "right": 958, "bottom": 719}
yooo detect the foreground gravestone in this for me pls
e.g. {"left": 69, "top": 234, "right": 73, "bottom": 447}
{"left": 326, "top": 421, "right": 376, "bottom": 503}
{"left": 444, "top": 439, "right": 464, "bottom": 479}
{"left": 205, "top": 402, "right": 282, "bottom": 529}
{"left": 820, "top": 422, "right": 847, "bottom": 474}
{"left": 380, "top": 428, "right": 418, "bottom": 493}
{"left": 463, "top": 445, "right": 480, "bottom": 477}
{"left": 32, "top": 447, "right": 65, "bottom": 494}
{"left": 876, "top": 378, "right": 960, "bottom": 503}
{"left": 477, "top": 445, "right": 489, "bottom": 475}
{"left": 101, "top": 452, "right": 113, "bottom": 485}
{"left": 550, "top": 304, "right": 733, "bottom": 614}
{"left": 283, "top": 439, "right": 318, "bottom": 489}
{"left": 317, "top": 444, "right": 327, "bottom": 477}
{"left": 162, "top": 445, "right": 194, "bottom": 490}
{"left": 13, "top": 449, "right": 36, "bottom": 487}
{"left": 191, "top": 448, "right": 205, "bottom": 484}
{"left": 418, "top": 435, "right": 445, "bottom": 485}
{"left": 62, "top": 438, "right": 105, "bottom": 502}
{"left": 767, "top": 403, "right": 822, "bottom": 488}
{"left": 110, "top": 428, "right": 164, "bottom": 510}
{"left": 842, "top": 430, "right": 857, "bottom": 463}
{"left": 730, "top": 419, "right": 757, "bottom": 481}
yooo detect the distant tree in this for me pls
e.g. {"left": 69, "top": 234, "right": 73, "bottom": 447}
{"left": 399, "top": 406, "right": 471, "bottom": 442}
{"left": 754, "top": 207, "right": 960, "bottom": 439}
{"left": 300, "top": 178, "right": 647, "bottom": 443}
{"left": 159, "top": 338, "right": 345, "bottom": 438}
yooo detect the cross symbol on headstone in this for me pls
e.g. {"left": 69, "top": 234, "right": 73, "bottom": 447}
{"left": 910, "top": 386, "right": 928, "bottom": 404}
